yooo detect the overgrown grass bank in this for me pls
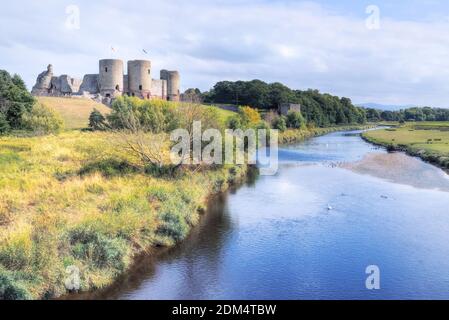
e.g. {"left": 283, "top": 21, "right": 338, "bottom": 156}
{"left": 278, "top": 124, "right": 376, "bottom": 145}
{"left": 0, "top": 131, "right": 248, "bottom": 299}
{"left": 362, "top": 122, "right": 449, "bottom": 170}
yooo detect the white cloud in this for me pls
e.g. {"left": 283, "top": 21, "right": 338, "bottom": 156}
{"left": 1, "top": 0, "right": 449, "bottom": 107}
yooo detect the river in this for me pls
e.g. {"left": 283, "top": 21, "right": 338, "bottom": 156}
{"left": 74, "top": 130, "right": 449, "bottom": 300}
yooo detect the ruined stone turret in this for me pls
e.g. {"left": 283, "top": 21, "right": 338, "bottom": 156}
{"left": 99, "top": 59, "right": 123, "bottom": 98}
{"left": 127, "top": 60, "right": 152, "bottom": 98}
{"left": 160, "top": 70, "right": 180, "bottom": 101}
{"left": 31, "top": 64, "right": 54, "bottom": 96}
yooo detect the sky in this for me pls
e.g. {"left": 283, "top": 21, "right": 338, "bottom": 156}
{"left": 1, "top": 0, "right": 449, "bottom": 107}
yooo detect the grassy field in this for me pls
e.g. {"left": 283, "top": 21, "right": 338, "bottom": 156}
{"left": 37, "top": 97, "right": 111, "bottom": 130}
{"left": 208, "top": 105, "right": 235, "bottom": 124}
{"left": 0, "top": 130, "right": 247, "bottom": 299}
{"left": 363, "top": 122, "right": 449, "bottom": 170}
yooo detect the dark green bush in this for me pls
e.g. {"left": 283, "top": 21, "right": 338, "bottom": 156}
{"left": 88, "top": 108, "right": 109, "bottom": 131}
{"left": 0, "top": 268, "right": 31, "bottom": 300}
{"left": 144, "top": 163, "right": 178, "bottom": 177}
{"left": 0, "top": 113, "right": 10, "bottom": 134}
{"left": 156, "top": 209, "right": 189, "bottom": 242}
{"left": 69, "top": 228, "right": 128, "bottom": 271}
{"left": 272, "top": 116, "right": 287, "bottom": 132}
{"left": 227, "top": 114, "right": 242, "bottom": 130}
{"left": 78, "top": 159, "right": 138, "bottom": 177}
{"left": 286, "top": 110, "right": 306, "bottom": 129}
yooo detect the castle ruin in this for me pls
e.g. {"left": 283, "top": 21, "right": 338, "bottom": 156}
{"left": 32, "top": 59, "right": 180, "bottom": 104}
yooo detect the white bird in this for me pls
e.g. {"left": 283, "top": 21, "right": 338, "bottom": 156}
{"left": 327, "top": 204, "right": 333, "bottom": 211}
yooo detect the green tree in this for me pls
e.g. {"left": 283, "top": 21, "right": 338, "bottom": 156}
{"left": 286, "top": 110, "right": 306, "bottom": 129}
{"left": 89, "top": 108, "right": 109, "bottom": 131}
{"left": 203, "top": 80, "right": 367, "bottom": 126}
{"left": 0, "top": 70, "right": 35, "bottom": 129}
{"left": 268, "top": 82, "right": 296, "bottom": 108}
{"left": 227, "top": 114, "right": 243, "bottom": 130}
{"left": 0, "top": 113, "right": 10, "bottom": 134}
{"left": 272, "top": 115, "right": 287, "bottom": 132}
{"left": 182, "top": 88, "right": 202, "bottom": 103}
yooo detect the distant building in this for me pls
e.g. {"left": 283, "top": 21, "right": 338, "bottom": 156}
{"left": 31, "top": 59, "right": 180, "bottom": 105}
{"left": 278, "top": 103, "right": 301, "bottom": 116}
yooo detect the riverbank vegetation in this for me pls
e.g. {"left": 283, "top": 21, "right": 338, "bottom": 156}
{"left": 278, "top": 125, "right": 375, "bottom": 144}
{"left": 362, "top": 122, "right": 449, "bottom": 170}
{"left": 0, "top": 131, "right": 248, "bottom": 299}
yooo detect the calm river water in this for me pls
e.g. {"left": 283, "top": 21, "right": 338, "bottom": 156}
{"left": 77, "top": 130, "right": 449, "bottom": 300}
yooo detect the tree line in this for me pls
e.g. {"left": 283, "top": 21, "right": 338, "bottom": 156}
{"left": 195, "top": 80, "right": 367, "bottom": 126}
{"left": 364, "top": 106, "right": 449, "bottom": 122}
{"left": 187, "top": 80, "right": 449, "bottom": 125}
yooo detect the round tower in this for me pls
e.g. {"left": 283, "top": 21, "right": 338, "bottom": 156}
{"left": 160, "top": 70, "right": 180, "bottom": 101}
{"left": 127, "top": 60, "right": 152, "bottom": 99}
{"left": 99, "top": 59, "right": 123, "bottom": 98}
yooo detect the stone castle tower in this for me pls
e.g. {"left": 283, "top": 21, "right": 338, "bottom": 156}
{"left": 32, "top": 58, "right": 180, "bottom": 103}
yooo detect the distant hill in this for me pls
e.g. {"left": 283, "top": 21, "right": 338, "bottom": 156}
{"left": 356, "top": 103, "right": 416, "bottom": 111}
{"left": 37, "top": 97, "right": 111, "bottom": 130}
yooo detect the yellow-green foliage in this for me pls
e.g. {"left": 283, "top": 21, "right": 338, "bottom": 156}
{"left": 108, "top": 97, "right": 179, "bottom": 133}
{"left": 239, "top": 106, "right": 262, "bottom": 126}
{"left": 0, "top": 131, "right": 247, "bottom": 299}
{"left": 363, "top": 122, "right": 449, "bottom": 169}
{"left": 22, "top": 103, "right": 64, "bottom": 134}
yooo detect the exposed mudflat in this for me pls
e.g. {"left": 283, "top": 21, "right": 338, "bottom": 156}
{"left": 341, "top": 152, "right": 449, "bottom": 192}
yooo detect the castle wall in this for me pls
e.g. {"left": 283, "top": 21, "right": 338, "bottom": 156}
{"left": 123, "top": 75, "right": 129, "bottom": 94}
{"left": 99, "top": 59, "right": 123, "bottom": 98}
{"left": 279, "top": 103, "right": 301, "bottom": 116}
{"left": 151, "top": 79, "right": 167, "bottom": 100}
{"left": 58, "top": 75, "right": 82, "bottom": 94}
{"left": 78, "top": 74, "right": 99, "bottom": 94}
{"left": 127, "top": 60, "right": 152, "bottom": 98}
